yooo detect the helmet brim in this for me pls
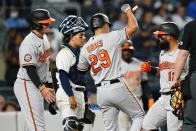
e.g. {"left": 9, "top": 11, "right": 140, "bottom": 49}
{"left": 122, "top": 47, "right": 134, "bottom": 50}
{"left": 122, "top": 45, "right": 134, "bottom": 50}
{"left": 38, "top": 17, "right": 55, "bottom": 24}
{"left": 153, "top": 31, "right": 168, "bottom": 37}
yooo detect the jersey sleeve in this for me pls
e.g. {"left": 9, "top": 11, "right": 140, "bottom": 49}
{"left": 77, "top": 46, "right": 89, "bottom": 71}
{"left": 109, "top": 28, "right": 128, "bottom": 46}
{"left": 19, "top": 44, "right": 37, "bottom": 67}
{"left": 56, "top": 48, "right": 75, "bottom": 73}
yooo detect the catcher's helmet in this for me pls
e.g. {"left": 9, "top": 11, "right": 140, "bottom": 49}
{"left": 29, "top": 9, "right": 55, "bottom": 30}
{"left": 91, "top": 13, "right": 112, "bottom": 31}
{"left": 153, "top": 22, "right": 180, "bottom": 39}
{"left": 122, "top": 40, "right": 134, "bottom": 50}
{"left": 59, "top": 15, "right": 88, "bottom": 37}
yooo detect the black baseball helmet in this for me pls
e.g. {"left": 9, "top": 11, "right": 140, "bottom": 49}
{"left": 153, "top": 22, "right": 180, "bottom": 39}
{"left": 29, "top": 9, "right": 55, "bottom": 30}
{"left": 91, "top": 13, "right": 112, "bottom": 31}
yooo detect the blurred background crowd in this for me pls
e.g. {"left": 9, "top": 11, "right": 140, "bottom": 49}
{"left": 0, "top": 0, "right": 195, "bottom": 112}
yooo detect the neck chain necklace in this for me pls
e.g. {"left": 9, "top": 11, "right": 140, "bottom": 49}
{"left": 167, "top": 48, "right": 178, "bottom": 56}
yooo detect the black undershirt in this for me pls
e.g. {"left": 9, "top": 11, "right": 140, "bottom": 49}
{"left": 25, "top": 65, "right": 42, "bottom": 88}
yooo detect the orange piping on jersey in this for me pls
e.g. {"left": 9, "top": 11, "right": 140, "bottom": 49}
{"left": 159, "top": 61, "right": 175, "bottom": 71}
{"left": 86, "top": 40, "right": 103, "bottom": 53}
{"left": 24, "top": 80, "right": 38, "bottom": 131}
{"left": 38, "top": 49, "right": 50, "bottom": 63}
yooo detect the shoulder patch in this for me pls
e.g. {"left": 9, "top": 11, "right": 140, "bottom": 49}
{"left": 24, "top": 54, "right": 32, "bottom": 62}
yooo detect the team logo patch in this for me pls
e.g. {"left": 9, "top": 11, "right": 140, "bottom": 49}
{"left": 24, "top": 54, "right": 32, "bottom": 62}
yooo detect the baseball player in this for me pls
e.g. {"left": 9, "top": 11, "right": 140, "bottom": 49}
{"left": 77, "top": 4, "right": 144, "bottom": 131}
{"left": 118, "top": 40, "right": 154, "bottom": 131}
{"left": 141, "top": 22, "right": 189, "bottom": 131}
{"left": 13, "top": 9, "right": 56, "bottom": 131}
{"left": 55, "top": 15, "right": 89, "bottom": 131}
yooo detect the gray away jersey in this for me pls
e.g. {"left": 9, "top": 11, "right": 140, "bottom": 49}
{"left": 78, "top": 28, "right": 128, "bottom": 84}
{"left": 17, "top": 32, "right": 50, "bottom": 82}
{"left": 159, "top": 49, "right": 189, "bottom": 92}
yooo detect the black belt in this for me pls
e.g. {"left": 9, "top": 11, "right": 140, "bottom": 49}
{"left": 96, "top": 79, "right": 120, "bottom": 87}
{"left": 74, "top": 87, "right": 85, "bottom": 92}
{"left": 160, "top": 91, "right": 171, "bottom": 95}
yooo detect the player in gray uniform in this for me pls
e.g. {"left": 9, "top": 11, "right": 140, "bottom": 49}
{"left": 14, "top": 9, "right": 56, "bottom": 131}
{"left": 77, "top": 4, "right": 144, "bottom": 131}
{"left": 56, "top": 15, "right": 89, "bottom": 131}
{"left": 119, "top": 40, "right": 154, "bottom": 131}
{"left": 141, "top": 22, "right": 188, "bottom": 131}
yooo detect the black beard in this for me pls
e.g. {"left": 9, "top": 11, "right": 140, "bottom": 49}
{"left": 123, "top": 57, "right": 132, "bottom": 63}
{"left": 158, "top": 40, "right": 170, "bottom": 50}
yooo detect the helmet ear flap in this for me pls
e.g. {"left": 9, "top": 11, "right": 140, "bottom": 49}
{"left": 29, "top": 9, "right": 55, "bottom": 30}
{"left": 30, "top": 19, "right": 43, "bottom": 30}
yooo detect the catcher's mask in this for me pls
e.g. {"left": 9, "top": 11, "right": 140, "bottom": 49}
{"left": 91, "top": 13, "right": 112, "bottom": 32}
{"left": 29, "top": 9, "right": 55, "bottom": 30}
{"left": 59, "top": 15, "right": 88, "bottom": 38}
{"left": 63, "top": 116, "right": 84, "bottom": 131}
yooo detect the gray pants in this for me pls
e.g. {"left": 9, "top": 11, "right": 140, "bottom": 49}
{"left": 183, "top": 71, "right": 196, "bottom": 131}
{"left": 97, "top": 80, "right": 144, "bottom": 131}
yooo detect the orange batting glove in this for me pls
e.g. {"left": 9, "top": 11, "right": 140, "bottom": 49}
{"left": 140, "top": 61, "right": 151, "bottom": 72}
{"left": 148, "top": 98, "right": 155, "bottom": 109}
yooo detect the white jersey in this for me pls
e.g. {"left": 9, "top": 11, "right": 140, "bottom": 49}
{"left": 17, "top": 32, "right": 50, "bottom": 82}
{"left": 121, "top": 58, "right": 148, "bottom": 97}
{"left": 56, "top": 46, "right": 84, "bottom": 88}
{"left": 159, "top": 49, "right": 189, "bottom": 92}
{"left": 78, "top": 28, "right": 128, "bottom": 84}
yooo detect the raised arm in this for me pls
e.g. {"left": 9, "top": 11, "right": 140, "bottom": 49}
{"left": 121, "top": 4, "right": 138, "bottom": 38}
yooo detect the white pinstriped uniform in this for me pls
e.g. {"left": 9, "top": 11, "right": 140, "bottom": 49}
{"left": 143, "top": 49, "right": 189, "bottom": 131}
{"left": 14, "top": 32, "right": 51, "bottom": 131}
{"left": 56, "top": 46, "right": 85, "bottom": 121}
{"left": 78, "top": 28, "right": 144, "bottom": 131}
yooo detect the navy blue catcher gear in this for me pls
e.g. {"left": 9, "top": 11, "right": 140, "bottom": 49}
{"left": 59, "top": 15, "right": 88, "bottom": 36}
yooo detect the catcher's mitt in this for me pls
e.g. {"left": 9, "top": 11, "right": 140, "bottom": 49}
{"left": 170, "top": 86, "right": 183, "bottom": 120}
{"left": 81, "top": 104, "right": 96, "bottom": 124}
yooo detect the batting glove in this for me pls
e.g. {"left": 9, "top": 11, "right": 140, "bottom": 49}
{"left": 148, "top": 98, "right": 154, "bottom": 109}
{"left": 140, "top": 61, "right": 151, "bottom": 72}
{"left": 121, "top": 4, "right": 131, "bottom": 13}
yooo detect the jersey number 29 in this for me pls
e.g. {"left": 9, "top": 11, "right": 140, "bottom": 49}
{"left": 89, "top": 49, "right": 111, "bottom": 74}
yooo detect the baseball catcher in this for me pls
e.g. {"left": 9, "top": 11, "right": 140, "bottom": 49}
{"left": 56, "top": 15, "right": 90, "bottom": 131}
